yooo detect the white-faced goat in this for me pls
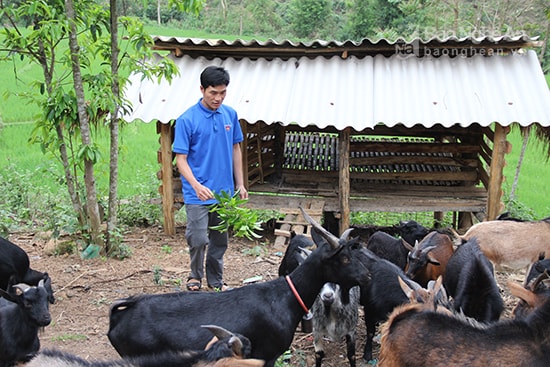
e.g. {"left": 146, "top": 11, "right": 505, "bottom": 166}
{"left": 0, "top": 236, "right": 54, "bottom": 304}
{"left": 107, "top": 207, "right": 369, "bottom": 367}
{"left": 0, "top": 279, "right": 52, "bottom": 367}
{"left": 454, "top": 217, "right": 550, "bottom": 270}
{"left": 443, "top": 237, "right": 503, "bottom": 322}
{"left": 405, "top": 231, "right": 454, "bottom": 287}
{"left": 277, "top": 232, "right": 360, "bottom": 367}
{"left": 27, "top": 325, "right": 264, "bottom": 367}
{"left": 378, "top": 280, "right": 550, "bottom": 367}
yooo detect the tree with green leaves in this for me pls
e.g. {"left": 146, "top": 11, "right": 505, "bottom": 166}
{"left": 289, "top": 0, "right": 330, "bottom": 39}
{"left": 0, "top": 0, "right": 199, "bottom": 254}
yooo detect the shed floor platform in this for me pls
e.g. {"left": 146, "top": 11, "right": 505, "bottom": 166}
{"left": 245, "top": 181, "right": 487, "bottom": 215}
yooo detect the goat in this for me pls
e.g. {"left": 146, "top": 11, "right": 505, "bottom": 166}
{"left": 26, "top": 325, "right": 264, "bottom": 367}
{"left": 277, "top": 231, "right": 314, "bottom": 276}
{"left": 107, "top": 207, "right": 369, "bottom": 367}
{"left": 443, "top": 237, "right": 503, "bottom": 322}
{"left": 354, "top": 247, "right": 419, "bottom": 362}
{"left": 512, "top": 268, "right": 550, "bottom": 319}
{"left": 378, "top": 280, "right": 550, "bottom": 367}
{"left": 524, "top": 253, "right": 550, "bottom": 288}
{"left": 0, "top": 236, "right": 55, "bottom": 303}
{"left": 0, "top": 279, "right": 52, "bottom": 367}
{"left": 312, "top": 282, "right": 360, "bottom": 367}
{"left": 365, "top": 231, "right": 412, "bottom": 270}
{"left": 405, "top": 231, "right": 454, "bottom": 287}
{"left": 277, "top": 230, "right": 360, "bottom": 366}
{"left": 395, "top": 220, "right": 430, "bottom": 245}
{"left": 454, "top": 217, "right": 550, "bottom": 270}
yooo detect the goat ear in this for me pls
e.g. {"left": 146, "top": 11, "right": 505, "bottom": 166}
{"left": 398, "top": 276, "right": 414, "bottom": 300}
{"left": 427, "top": 254, "right": 441, "bottom": 266}
{"left": 301, "top": 207, "right": 340, "bottom": 249}
{"left": 508, "top": 281, "right": 537, "bottom": 307}
{"left": 0, "top": 288, "right": 18, "bottom": 303}
{"left": 401, "top": 239, "right": 414, "bottom": 251}
{"left": 228, "top": 335, "right": 244, "bottom": 357}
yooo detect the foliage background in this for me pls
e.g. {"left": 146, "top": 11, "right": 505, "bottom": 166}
{"left": 1, "top": 0, "right": 549, "bottom": 235}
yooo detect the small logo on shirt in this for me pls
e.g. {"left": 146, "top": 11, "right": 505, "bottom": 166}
{"left": 225, "top": 125, "right": 231, "bottom": 132}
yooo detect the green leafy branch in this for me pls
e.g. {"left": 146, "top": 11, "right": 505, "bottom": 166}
{"left": 209, "top": 191, "right": 263, "bottom": 241}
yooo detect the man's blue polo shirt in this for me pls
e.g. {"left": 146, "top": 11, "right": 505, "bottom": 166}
{"left": 173, "top": 99, "right": 244, "bottom": 205}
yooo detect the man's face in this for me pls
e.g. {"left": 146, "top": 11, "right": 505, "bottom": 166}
{"left": 200, "top": 84, "right": 227, "bottom": 111}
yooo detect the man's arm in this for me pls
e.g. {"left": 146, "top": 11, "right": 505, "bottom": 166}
{"left": 175, "top": 153, "right": 214, "bottom": 201}
{"left": 233, "top": 143, "right": 248, "bottom": 199}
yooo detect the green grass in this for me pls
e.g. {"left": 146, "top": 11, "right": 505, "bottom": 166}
{"left": 0, "top": 122, "right": 159, "bottom": 198}
{"left": 502, "top": 130, "right": 550, "bottom": 218}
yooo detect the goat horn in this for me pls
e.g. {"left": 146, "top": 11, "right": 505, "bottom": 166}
{"left": 12, "top": 283, "right": 31, "bottom": 293}
{"left": 420, "top": 245, "right": 437, "bottom": 255}
{"left": 201, "top": 324, "right": 234, "bottom": 340}
{"left": 38, "top": 279, "right": 45, "bottom": 288}
{"left": 531, "top": 270, "right": 550, "bottom": 291}
{"left": 340, "top": 228, "right": 354, "bottom": 241}
{"left": 300, "top": 206, "right": 339, "bottom": 249}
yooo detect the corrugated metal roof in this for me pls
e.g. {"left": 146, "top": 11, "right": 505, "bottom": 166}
{"left": 152, "top": 35, "right": 540, "bottom": 59}
{"left": 123, "top": 49, "right": 550, "bottom": 129}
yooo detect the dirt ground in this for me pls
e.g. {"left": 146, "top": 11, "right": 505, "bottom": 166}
{"left": 9, "top": 225, "right": 525, "bottom": 367}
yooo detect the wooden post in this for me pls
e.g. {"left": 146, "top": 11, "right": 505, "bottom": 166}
{"left": 158, "top": 121, "right": 175, "bottom": 235}
{"left": 240, "top": 120, "right": 249, "bottom": 190}
{"left": 338, "top": 127, "right": 351, "bottom": 234}
{"left": 486, "top": 123, "right": 509, "bottom": 221}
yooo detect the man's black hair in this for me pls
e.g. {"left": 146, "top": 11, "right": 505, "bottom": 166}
{"left": 200, "top": 66, "right": 230, "bottom": 88}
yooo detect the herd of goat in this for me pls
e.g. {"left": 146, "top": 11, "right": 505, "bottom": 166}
{"left": 1, "top": 209, "right": 550, "bottom": 366}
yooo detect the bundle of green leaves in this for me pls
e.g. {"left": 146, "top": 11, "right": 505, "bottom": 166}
{"left": 209, "top": 191, "right": 263, "bottom": 241}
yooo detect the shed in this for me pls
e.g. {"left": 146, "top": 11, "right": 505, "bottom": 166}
{"left": 122, "top": 36, "right": 550, "bottom": 235}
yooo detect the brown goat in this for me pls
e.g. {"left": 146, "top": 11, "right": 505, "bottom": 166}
{"left": 378, "top": 280, "right": 550, "bottom": 367}
{"left": 405, "top": 231, "right": 454, "bottom": 287}
{"left": 455, "top": 218, "right": 550, "bottom": 270}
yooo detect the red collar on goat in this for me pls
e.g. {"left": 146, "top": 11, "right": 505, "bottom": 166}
{"left": 285, "top": 275, "right": 311, "bottom": 315}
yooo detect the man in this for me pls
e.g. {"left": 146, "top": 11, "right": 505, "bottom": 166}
{"left": 173, "top": 66, "right": 248, "bottom": 292}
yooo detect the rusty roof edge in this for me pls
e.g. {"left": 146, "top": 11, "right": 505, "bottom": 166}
{"left": 151, "top": 35, "right": 542, "bottom": 59}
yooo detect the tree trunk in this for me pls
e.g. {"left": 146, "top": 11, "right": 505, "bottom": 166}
{"left": 106, "top": 0, "right": 121, "bottom": 253}
{"left": 35, "top": 39, "right": 86, "bottom": 227}
{"left": 157, "top": 0, "right": 161, "bottom": 24}
{"left": 65, "top": 0, "right": 104, "bottom": 248}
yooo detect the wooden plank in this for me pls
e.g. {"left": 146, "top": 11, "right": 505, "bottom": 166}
{"left": 274, "top": 213, "right": 295, "bottom": 249}
{"left": 339, "top": 128, "right": 351, "bottom": 234}
{"left": 158, "top": 121, "right": 175, "bottom": 235}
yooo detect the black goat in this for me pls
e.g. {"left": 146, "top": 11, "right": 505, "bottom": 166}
{"left": 443, "top": 237, "right": 504, "bottom": 322}
{"left": 277, "top": 231, "right": 314, "bottom": 276}
{"left": 0, "top": 236, "right": 54, "bottom": 304}
{"left": 355, "top": 247, "right": 419, "bottom": 362}
{"left": 27, "top": 325, "right": 264, "bottom": 367}
{"left": 365, "top": 231, "right": 412, "bottom": 270}
{"left": 395, "top": 220, "right": 430, "bottom": 246}
{"left": 0, "top": 279, "right": 52, "bottom": 367}
{"left": 107, "top": 207, "right": 369, "bottom": 367}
